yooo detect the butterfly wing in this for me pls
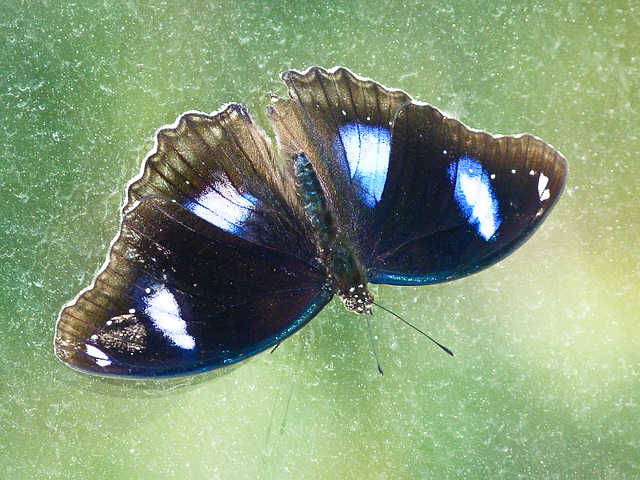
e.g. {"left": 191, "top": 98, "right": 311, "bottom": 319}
{"left": 270, "top": 66, "right": 567, "bottom": 285}
{"left": 55, "top": 105, "right": 330, "bottom": 377}
{"left": 269, "top": 67, "right": 411, "bottom": 250}
{"left": 369, "top": 102, "right": 567, "bottom": 284}
{"left": 124, "top": 104, "right": 313, "bottom": 256}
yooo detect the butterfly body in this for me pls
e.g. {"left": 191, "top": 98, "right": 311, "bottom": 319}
{"left": 293, "top": 152, "right": 373, "bottom": 314}
{"left": 55, "top": 67, "right": 567, "bottom": 377}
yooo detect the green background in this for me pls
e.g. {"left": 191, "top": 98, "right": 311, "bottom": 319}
{"left": 2, "top": 1, "right": 638, "bottom": 478}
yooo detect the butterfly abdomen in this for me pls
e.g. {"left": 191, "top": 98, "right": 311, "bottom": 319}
{"left": 294, "top": 152, "right": 335, "bottom": 247}
{"left": 293, "top": 152, "right": 373, "bottom": 314}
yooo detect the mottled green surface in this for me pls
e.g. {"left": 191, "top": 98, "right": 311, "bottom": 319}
{"left": 1, "top": 1, "right": 638, "bottom": 478}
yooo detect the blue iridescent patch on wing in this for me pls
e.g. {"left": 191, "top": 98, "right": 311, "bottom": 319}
{"left": 142, "top": 284, "right": 195, "bottom": 350}
{"left": 447, "top": 156, "right": 501, "bottom": 241}
{"left": 185, "top": 180, "right": 258, "bottom": 235}
{"left": 338, "top": 122, "right": 391, "bottom": 207}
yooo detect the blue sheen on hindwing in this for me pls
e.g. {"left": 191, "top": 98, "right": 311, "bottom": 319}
{"left": 447, "top": 156, "right": 501, "bottom": 241}
{"left": 184, "top": 180, "right": 258, "bottom": 236}
{"left": 338, "top": 122, "right": 391, "bottom": 207}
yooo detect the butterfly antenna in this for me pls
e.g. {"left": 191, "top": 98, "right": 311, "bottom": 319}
{"left": 374, "top": 302, "right": 454, "bottom": 356}
{"left": 365, "top": 311, "right": 384, "bottom": 376}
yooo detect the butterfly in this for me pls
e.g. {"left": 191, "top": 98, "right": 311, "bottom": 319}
{"left": 55, "top": 66, "right": 567, "bottom": 377}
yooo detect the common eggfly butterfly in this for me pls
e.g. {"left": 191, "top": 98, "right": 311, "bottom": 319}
{"left": 55, "top": 66, "right": 567, "bottom": 377}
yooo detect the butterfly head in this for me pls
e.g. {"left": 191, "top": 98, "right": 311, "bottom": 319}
{"left": 340, "top": 284, "right": 374, "bottom": 314}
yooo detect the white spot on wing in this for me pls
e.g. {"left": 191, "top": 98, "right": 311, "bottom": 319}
{"left": 448, "top": 156, "right": 501, "bottom": 240}
{"left": 538, "top": 173, "right": 551, "bottom": 201}
{"left": 143, "top": 286, "right": 195, "bottom": 350}
{"left": 185, "top": 180, "right": 258, "bottom": 235}
{"left": 86, "top": 344, "right": 112, "bottom": 367}
{"left": 338, "top": 122, "right": 391, "bottom": 207}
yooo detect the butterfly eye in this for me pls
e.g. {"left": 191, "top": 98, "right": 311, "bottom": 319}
{"left": 343, "top": 296, "right": 363, "bottom": 313}
{"left": 341, "top": 288, "right": 374, "bottom": 314}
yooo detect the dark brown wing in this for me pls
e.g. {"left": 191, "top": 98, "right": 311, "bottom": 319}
{"left": 269, "top": 66, "right": 567, "bottom": 285}
{"left": 55, "top": 104, "right": 331, "bottom": 377}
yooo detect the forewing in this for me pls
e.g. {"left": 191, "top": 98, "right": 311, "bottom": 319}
{"left": 369, "top": 102, "right": 568, "bottom": 284}
{"left": 56, "top": 197, "right": 331, "bottom": 377}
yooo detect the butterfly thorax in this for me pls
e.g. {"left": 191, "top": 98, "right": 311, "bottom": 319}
{"left": 327, "top": 239, "right": 374, "bottom": 314}
{"left": 293, "top": 153, "right": 374, "bottom": 314}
